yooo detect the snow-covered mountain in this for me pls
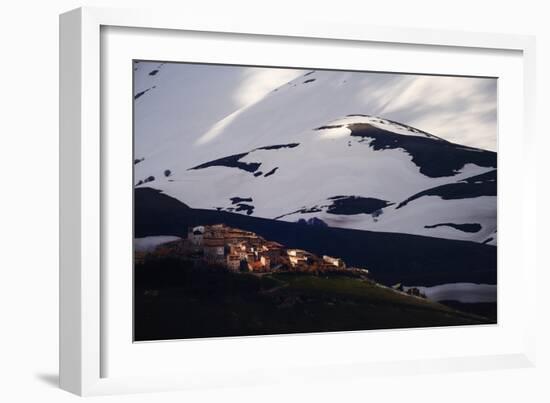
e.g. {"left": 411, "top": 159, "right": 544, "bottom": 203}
{"left": 134, "top": 64, "right": 497, "bottom": 245}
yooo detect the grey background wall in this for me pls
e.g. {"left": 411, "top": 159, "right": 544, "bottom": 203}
{"left": 1, "top": 1, "right": 548, "bottom": 402}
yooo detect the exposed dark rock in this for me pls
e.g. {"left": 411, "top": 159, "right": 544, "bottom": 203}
{"left": 149, "top": 69, "right": 159, "bottom": 76}
{"left": 347, "top": 123, "right": 496, "bottom": 178}
{"left": 397, "top": 170, "right": 497, "bottom": 209}
{"left": 461, "top": 169, "right": 497, "bottom": 184}
{"left": 303, "top": 79, "right": 316, "bottom": 84}
{"left": 326, "top": 196, "right": 393, "bottom": 215}
{"left": 256, "top": 143, "right": 299, "bottom": 151}
{"left": 190, "top": 152, "right": 261, "bottom": 173}
{"left": 275, "top": 197, "right": 393, "bottom": 220}
{"left": 235, "top": 203, "right": 254, "bottom": 215}
{"left": 371, "top": 209, "right": 383, "bottom": 222}
{"left": 381, "top": 118, "right": 438, "bottom": 138}
{"left": 164, "top": 169, "right": 171, "bottom": 177}
{"left": 230, "top": 197, "right": 253, "bottom": 205}
{"left": 315, "top": 125, "right": 344, "bottom": 130}
{"left": 424, "top": 223, "right": 482, "bottom": 233}
{"left": 190, "top": 143, "right": 299, "bottom": 174}
{"left": 254, "top": 171, "right": 263, "bottom": 177}
{"left": 135, "top": 176, "right": 155, "bottom": 186}
{"left": 264, "top": 167, "right": 278, "bottom": 177}
{"left": 134, "top": 90, "right": 148, "bottom": 100}
{"left": 134, "top": 86, "right": 156, "bottom": 100}
{"left": 343, "top": 115, "right": 435, "bottom": 139}
{"left": 274, "top": 206, "right": 323, "bottom": 220}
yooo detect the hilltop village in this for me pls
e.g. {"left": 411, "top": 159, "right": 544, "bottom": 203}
{"left": 145, "top": 224, "right": 370, "bottom": 275}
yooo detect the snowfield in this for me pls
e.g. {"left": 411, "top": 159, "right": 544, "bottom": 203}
{"left": 404, "top": 283, "right": 497, "bottom": 303}
{"left": 134, "top": 65, "right": 497, "bottom": 244}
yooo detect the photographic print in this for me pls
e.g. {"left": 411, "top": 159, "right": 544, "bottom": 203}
{"left": 133, "top": 61, "right": 497, "bottom": 341}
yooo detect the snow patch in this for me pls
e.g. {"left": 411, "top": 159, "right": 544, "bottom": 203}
{"left": 404, "top": 283, "right": 496, "bottom": 303}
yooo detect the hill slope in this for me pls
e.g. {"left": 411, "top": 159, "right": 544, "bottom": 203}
{"left": 134, "top": 68, "right": 497, "bottom": 244}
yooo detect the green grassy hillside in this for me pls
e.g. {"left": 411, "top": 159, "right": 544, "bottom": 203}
{"left": 135, "top": 257, "right": 492, "bottom": 341}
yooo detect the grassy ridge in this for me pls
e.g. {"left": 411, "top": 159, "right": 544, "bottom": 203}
{"left": 134, "top": 257, "right": 492, "bottom": 341}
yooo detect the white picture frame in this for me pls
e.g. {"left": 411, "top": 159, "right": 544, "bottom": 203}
{"left": 59, "top": 6, "right": 538, "bottom": 396}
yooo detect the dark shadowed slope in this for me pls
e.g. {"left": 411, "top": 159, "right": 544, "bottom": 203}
{"left": 347, "top": 123, "right": 496, "bottom": 178}
{"left": 135, "top": 188, "right": 497, "bottom": 286}
{"left": 326, "top": 196, "right": 393, "bottom": 215}
{"left": 189, "top": 143, "right": 300, "bottom": 174}
{"left": 397, "top": 169, "right": 497, "bottom": 208}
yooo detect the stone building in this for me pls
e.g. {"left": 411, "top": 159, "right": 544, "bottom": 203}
{"left": 322, "top": 255, "right": 346, "bottom": 268}
{"left": 203, "top": 238, "right": 225, "bottom": 264}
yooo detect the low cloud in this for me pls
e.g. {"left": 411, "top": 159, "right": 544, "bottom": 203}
{"left": 230, "top": 68, "right": 497, "bottom": 151}
{"left": 137, "top": 62, "right": 497, "bottom": 153}
{"left": 374, "top": 75, "right": 497, "bottom": 151}
{"left": 233, "top": 67, "right": 304, "bottom": 107}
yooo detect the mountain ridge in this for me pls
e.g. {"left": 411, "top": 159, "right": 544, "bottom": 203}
{"left": 134, "top": 68, "right": 496, "bottom": 244}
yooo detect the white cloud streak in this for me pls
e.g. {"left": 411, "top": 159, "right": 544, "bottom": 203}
{"left": 233, "top": 68, "right": 304, "bottom": 107}
{"left": 374, "top": 76, "right": 497, "bottom": 151}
